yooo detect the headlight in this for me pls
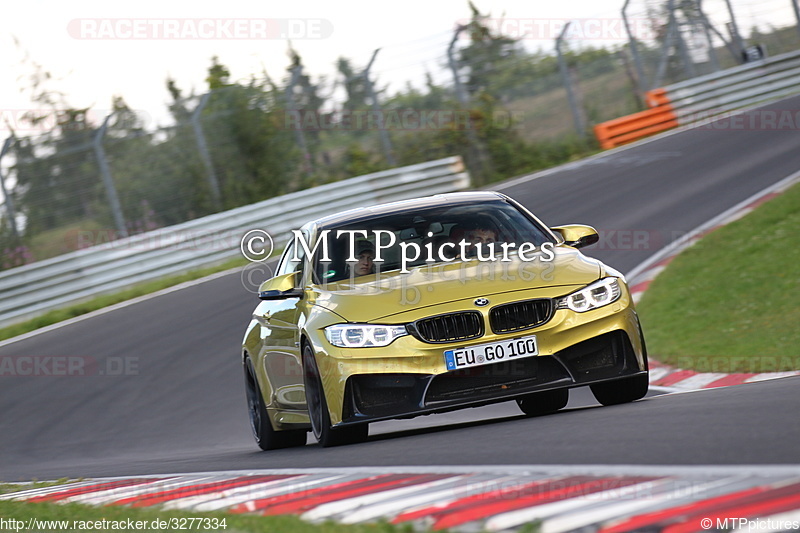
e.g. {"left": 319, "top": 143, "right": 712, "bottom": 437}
{"left": 324, "top": 324, "right": 408, "bottom": 348}
{"left": 557, "top": 277, "right": 621, "bottom": 312}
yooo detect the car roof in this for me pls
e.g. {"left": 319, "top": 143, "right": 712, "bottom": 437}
{"left": 310, "top": 191, "right": 510, "bottom": 230}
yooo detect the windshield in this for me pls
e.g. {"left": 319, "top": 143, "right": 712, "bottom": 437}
{"left": 312, "top": 199, "right": 552, "bottom": 282}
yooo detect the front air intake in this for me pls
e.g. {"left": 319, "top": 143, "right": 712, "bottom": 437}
{"left": 489, "top": 299, "right": 553, "bottom": 334}
{"left": 411, "top": 312, "right": 483, "bottom": 343}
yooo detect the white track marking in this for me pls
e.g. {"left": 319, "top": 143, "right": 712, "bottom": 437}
{"left": 302, "top": 475, "right": 466, "bottom": 522}
{"left": 177, "top": 474, "right": 350, "bottom": 512}
{"left": 666, "top": 373, "right": 730, "bottom": 389}
{"left": 746, "top": 371, "right": 800, "bottom": 382}
{"left": 537, "top": 478, "right": 746, "bottom": 533}
{"left": 484, "top": 478, "right": 672, "bottom": 532}
{"left": 66, "top": 476, "right": 213, "bottom": 505}
{"left": 320, "top": 475, "right": 520, "bottom": 524}
{"left": 0, "top": 480, "right": 101, "bottom": 500}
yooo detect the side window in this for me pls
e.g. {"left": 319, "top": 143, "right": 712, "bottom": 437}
{"left": 277, "top": 241, "right": 305, "bottom": 281}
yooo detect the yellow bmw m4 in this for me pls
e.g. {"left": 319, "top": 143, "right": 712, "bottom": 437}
{"left": 242, "top": 191, "right": 648, "bottom": 449}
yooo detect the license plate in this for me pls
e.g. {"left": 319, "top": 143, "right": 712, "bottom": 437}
{"left": 444, "top": 335, "right": 538, "bottom": 371}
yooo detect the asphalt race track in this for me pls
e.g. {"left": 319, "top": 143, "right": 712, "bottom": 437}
{"left": 1, "top": 97, "right": 799, "bottom": 482}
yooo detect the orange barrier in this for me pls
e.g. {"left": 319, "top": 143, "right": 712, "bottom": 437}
{"left": 644, "top": 87, "right": 672, "bottom": 107}
{"left": 594, "top": 88, "right": 678, "bottom": 149}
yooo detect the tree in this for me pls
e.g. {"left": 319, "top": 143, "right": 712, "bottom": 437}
{"left": 196, "top": 57, "right": 302, "bottom": 205}
{"left": 457, "top": 1, "right": 527, "bottom": 99}
{"left": 12, "top": 104, "right": 101, "bottom": 233}
{"left": 336, "top": 57, "right": 370, "bottom": 112}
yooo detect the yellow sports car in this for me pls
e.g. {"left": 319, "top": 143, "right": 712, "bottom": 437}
{"left": 242, "top": 191, "right": 648, "bottom": 449}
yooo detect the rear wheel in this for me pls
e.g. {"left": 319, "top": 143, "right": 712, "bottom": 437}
{"left": 244, "top": 356, "right": 307, "bottom": 450}
{"left": 302, "top": 345, "right": 368, "bottom": 447}
{"left": 590, "top": 374, "right": 649, "bottom": 406}
{"left": 517, "top": 388, "right": 569, "bottom": 416}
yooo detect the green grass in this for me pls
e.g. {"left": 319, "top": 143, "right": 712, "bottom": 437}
{"left": 637, "top": 182, "right": 800, "bottom": 373}
{"left": 0, "top": 256, "right": 250, "bottom": 343}
{"left": 0, "top": 499, "right": 418, "bottom": 533}
{"left": 26, "top": 220, "right": 108, "bottom": 262}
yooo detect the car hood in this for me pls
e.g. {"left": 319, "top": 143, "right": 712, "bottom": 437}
{"left": 310, "top": 247, "right": 604, "bottom": 323}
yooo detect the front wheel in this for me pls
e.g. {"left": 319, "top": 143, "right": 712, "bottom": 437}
{"left": 590, "top": 374, "right": 649, "bottom": 406}
{"left": 302, "top": 345, "right": 368, "bottom": 447}
{"left": 517, "top": 388, "right": 569, "bottom": 416}
{"left": 244, "top": 356, "right": 307, "bottom": 450}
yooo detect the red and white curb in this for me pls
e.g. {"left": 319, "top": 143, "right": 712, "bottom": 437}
{"left": 627, "top": 170, "right": 800, "bottom": 392}
{"left": 5, "top": 466, "right": 800, "bottom": 532}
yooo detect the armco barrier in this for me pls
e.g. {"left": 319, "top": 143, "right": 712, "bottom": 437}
{"left": 0, "top": 156, "right": 470, "bottom": 328}
{"left": 594, "top": 48, "right": 800, "bottom": 149}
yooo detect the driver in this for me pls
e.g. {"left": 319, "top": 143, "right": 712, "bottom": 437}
{"left": 455, "top": 224, "right": 497, "bottom": 259}
{"left": 465, "top": 227, "right": 497, "bottom": 247}
{"left": 348, "top": 240, "right": 375, "bottom": 276}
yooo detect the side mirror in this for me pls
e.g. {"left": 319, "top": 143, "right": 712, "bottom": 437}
{"left": 258, "top": 272, "right": 303, "bottom": 300}
{"left": 551, "top": 224, "right": 599, "bottom": 249}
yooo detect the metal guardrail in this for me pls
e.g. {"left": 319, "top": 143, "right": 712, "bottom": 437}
{"left": 594, "top": 49, "right": 800, "bottom": 148}
{"left": 665, "top": 49, "right": 800, "bottom": 123}
{"left": 0, "top": 156, "right": 470, "bottom": 328}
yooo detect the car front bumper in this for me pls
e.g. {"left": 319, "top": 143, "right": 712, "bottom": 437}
{"left": 307, "top": 283, "right": 647, "bottom": 426}
{"left": 337, "top": 327, "right": 646, "bottom": 425}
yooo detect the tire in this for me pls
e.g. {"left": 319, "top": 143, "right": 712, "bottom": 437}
{"left": 244, "top": 356, "right": 307, "bottom": 450}
{"left": 517, "top": 388, "right": 569, "bottom": 416}
{"left": 302, "top": 345, "right": 368, "bottom": 447}
{"left": 590, "top": 374, "right": 649, "bottom": 406}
